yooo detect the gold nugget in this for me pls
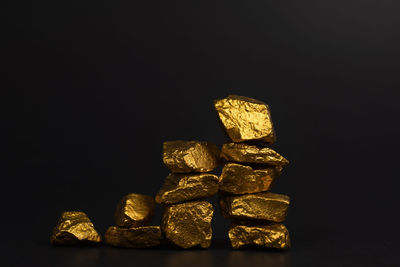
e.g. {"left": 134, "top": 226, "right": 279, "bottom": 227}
{"left": 214, "top": 95, "right": 276, "bottom": 143}
{"left": 220, "top": 192, "right": 289, "bottom": 222}
{"left": 156, "top": 173, "right": 219, "bottom": 204}
{"left": 104, "top": 226, "right": 161, "bottom": 248}
{"left": 163, "top": 141, "right": 220, "bottom": 173}
{"left": 229, "top": 223, "right": 290, "bottom": 249}
{"left": 221, "top": 143, "right": 289, "bottom": 165}
{"left": 162, "top": 201, "right": 213, "bottom": 248}
{"left": 115, "top": 193, "right": 155, "bottom": 228}
{"left": 219, "top": 163, "right": 280, "bottom": 195}
{"left": 50, "top": 211, "right": 101, "bottom": 245}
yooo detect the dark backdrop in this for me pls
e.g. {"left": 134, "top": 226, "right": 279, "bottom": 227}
{"left": 3, "top": 1, "right": 400, "bottom": 266}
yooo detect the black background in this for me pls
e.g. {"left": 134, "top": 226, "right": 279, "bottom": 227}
{"left": 3, "top": 0, "right": 400, "bottom": 266}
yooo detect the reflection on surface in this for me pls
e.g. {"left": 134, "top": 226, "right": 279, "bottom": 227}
{"left": 165, "top": 251, "right": 212, "bottom": 267}
{"left": 62, "top": 248, "right": 100, "bottom": 267}
{"left": 228, "top": 250, "right": 289, "bottom": 267}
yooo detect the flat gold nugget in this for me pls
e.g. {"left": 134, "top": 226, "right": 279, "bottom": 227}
{"left": 50, "top": 211, "right": 101, "bottom": 245}
{"left": 229, "top": 223, "right": 290, "bottom": 249}
{"left": 156, "top": 173, "right": 219, "bottom": 204}
{"left": 163, "top": 141, "right": 220, "bottom": 173}
{"left": 115, "top": 193, "right": 155, "bottom": 227}
{"left": 104, "top": 226, "right": 161, "bottom": 248}
{"left": 162, "top": 201, "right": 214, "bottom": 248}
{"left": 214, "top": 95, "right": 275, "bottom": 143}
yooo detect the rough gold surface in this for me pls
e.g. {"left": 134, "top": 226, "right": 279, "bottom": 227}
{"left": 214, "top": 95, "right": 276, "bottom": 143}
{"left": 220, "top": 192, "right": 290, "bottom": 222}
{"left": 163, "top": 141, "right": 220, "bottom": 173}
{"left": 162, "top": 201, "right": 214, "bottom": 248}
{"left": 156, "top": 173, "right": 219, "bottom": 204}
{"left": 50, "top": 211, "right": 101, "bottom": 245}
{"left": 219, "top": 163, "right": 280, "bottom": 195}
{"left": 221, "top": 143, "right": 289, "bottom": 165}
{"left": 229, "top": 223, "right": 290, "bottom": 249}
{"left": 115, "top": 193, "right": 155, "bottom": 228}
{"left": 104, "top": 226, "right": 161, "bottom": 248}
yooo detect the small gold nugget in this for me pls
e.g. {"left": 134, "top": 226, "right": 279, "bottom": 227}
{"left": 115, "top": 193, "right": 155, "bottom": 227}
{"left": 50, "top": 211, "right": 101, "bottom": 245}
{"left": 229, "top": 223, "right": 290, "bottom": 249}
{"left": 220, "top": 192, "right": 289, "bottom": 222}
{"left": 156, "top": 173, "right": 219, "bottom": 204}
{"left": 214, "top": 95, "right": 275, "bottom": 143}
{"left": 162, "top": 201, "right": 213, "bottom": 248}
{"left": 163, "top": 141, "right": 220, "bottom": 173}
{"left": 104, "top": 226, "right": 161, "bottom": 248}
{"left": 221, "top": 143, "right": 289, "bottom": 165}
{"left": 219, "top": 163, "right": 280, "bottom": 195}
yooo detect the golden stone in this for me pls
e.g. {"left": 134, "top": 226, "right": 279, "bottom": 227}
{"left": 162, "top": 201, "right": 214, "bottom": 248}
{"left": 104, "top": 226, "right": 161, "bottom": 248}
{"left": 221, "top": 143, "right": 289, "bottom": 165}
{"left": 115, "top": 193, "right": 156, "bottom": 228}
{"left": 163, "top": 141, "right": 220, "bottom": 173}
{"left": 219, "top": 163, "right": 280, "bottom": 195}
{"left": 229, "top": 223, "right": 290, "bottom": 249}
{"left": 220, "top": 192, "right": 290, "bottom": 222}
{"left": 214, "top": 95, "right": 276, "bottom": 143}
{"left": 50, "top": 211, "right": 101, "bottom": 245}
{"left": 156, "top": 173, "right": 219, "bottom": 204}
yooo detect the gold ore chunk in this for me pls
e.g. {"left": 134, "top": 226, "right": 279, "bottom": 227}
{"left": 115, "top": 193, "right": 156, "bottom": 227}
{"left": 50, "top": 211, "right": 101, "bottom": 245}
{"left": 156, "top": 173, "right": 219, "bottom": 204}
{"left": 104, "top": 226, "right": 161, "bottom": 248}
{"left": 221, "top": 143, "right": 289, "bottom": 165}
{"left": 214, "top": 95, "right": 276, "bottom": 143}
{"left": 163, "top": 141, "right": 220, "bottom": 173}
{"left": 162, "top": 201, "right": 214, "bottom": 248}
{"left": 220, "top": 192, "right": 290, "bottom": 222}
{"left": 219, "top": 163, "right": 280, "bottom": 195}
{"left": 229, "top": 223, "right": 290, "bottom": 249}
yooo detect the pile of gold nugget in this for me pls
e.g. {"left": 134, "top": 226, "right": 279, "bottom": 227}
{"left": 50, "top": 95, "right": 291, "bottom": 250}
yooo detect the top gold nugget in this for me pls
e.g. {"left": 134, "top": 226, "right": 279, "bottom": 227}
{"left": 163, "top": 141, "right": 220, "bottom": 173}
{"left": 214, "top": 95, "right": 276, "bottom": 143}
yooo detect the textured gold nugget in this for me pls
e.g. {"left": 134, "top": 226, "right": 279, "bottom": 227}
{"left": 115, "top": 193, "right": 155, "bottom": 227}
{"left": 229, "top": 223, "right": 290, "bottom": 249}
{"left": 163, "top": 141, "right": 220, "bottom": 173}
{"left": 50, "top": 211, "right": 101, "bottom": 245}
{"left": 156, "top": 173, "right": 219, "bottom": 204}
{"left": 214, "top": 95, "right": 275, "bottom": 143}
{"left": 162, "top": 201, "right": 213, "bottom": 248}
{"left": 221, "top": 143, "right": 289, "bottom": 165}
{"left": 104, "top": 226, "right": 161, "bottom": 248}
{"left": 220, "top": 192, "right": 289, "bottom": 222}
{"left": 219, "top": 163, "right": 280, "bottom": 195}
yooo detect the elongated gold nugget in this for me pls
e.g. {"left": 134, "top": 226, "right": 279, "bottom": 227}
{"left": 156, "top": 173, "right": 219, "bottom": 204}
{"left": 104, "top": 226, "right": 161, "bottom": 248}
{"left": 115, "top": 193, "right": 156, "bottom": 228}
{"left": 162, "top": 201, "right": 214, "bottom": 248}
{"left": 163, "top": 141, "right": 220, "bottom": 173}
{"left": 50, "top": 211, "right": 101, "bottom": 245}
{"left": 229, "top": 223, "right": 290, "bottom": 249}
{"left": 220, "top": 192, "right": 290, "bottom": 222}
{"left": 214, "top": 95, "right": 276, "bottom": 143}
{"left": 219, "top": 163, "right": 280, "bottom": 195}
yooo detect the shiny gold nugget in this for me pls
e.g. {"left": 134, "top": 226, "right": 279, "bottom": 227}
{"left": 104, "top": 226, "right": 161, "bottom": 248}
{"left": 219, "top": 163, "right": 279, "bottom": 195}
{"left": 115, "top": 193, "right": 155, "bottom": 228}
{"left": 156, "top": 173, "right": 219, "bottom": 204}
{"left": 221, "top": 143, "right": 289, "bottom": 165}
{"left": 50, "top": 211, "right": 101, "bottom": 245}
{"left": 163, "top": 141, "right": 220, "bottom": 173}
{"left": 162, "top": 201, "right": 214, "bottom": 248}
{"left": 214, "top": 95, "right": 276, "bottom": 143}
{"left": 229, "top": 223, "right": 290, "bottom": 249}
{"left": 220, "top": 192, "right": 290, "bottom": 222}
